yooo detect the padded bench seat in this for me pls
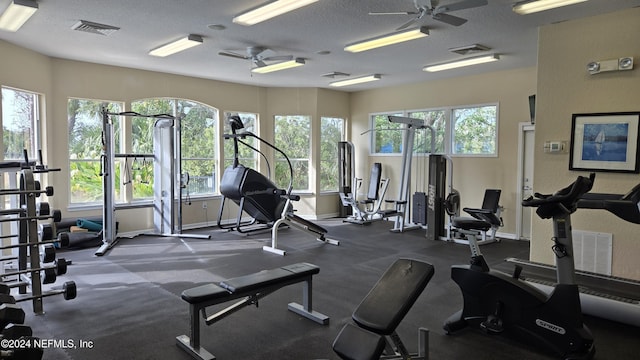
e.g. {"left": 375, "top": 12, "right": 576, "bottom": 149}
{"left": 177, "top": 262, "right": 328, "bottom": 360}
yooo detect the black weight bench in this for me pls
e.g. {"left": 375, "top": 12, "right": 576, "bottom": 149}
{"left": 176, "top": 262, "right": 329, "bottom": 360}
{"left": 332, "top": 258, "right": 435, "bottom": 360}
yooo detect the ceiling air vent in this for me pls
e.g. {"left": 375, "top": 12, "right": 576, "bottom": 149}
{"left": 321, "top": 72, "right": 350, "bottom": 78}
{"left": 71, "top": 20, "right": 120, "bottom": 36}
{"left": 448, "top": 44, "right": 490, "bottom": 55}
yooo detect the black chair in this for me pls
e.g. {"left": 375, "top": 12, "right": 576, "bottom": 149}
{"left": 451, "top": 189, "right": 502, "bottom": 245}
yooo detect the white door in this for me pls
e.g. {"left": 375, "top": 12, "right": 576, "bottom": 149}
{"left": 517, "top": 123, "right": 535, "bottom": 240}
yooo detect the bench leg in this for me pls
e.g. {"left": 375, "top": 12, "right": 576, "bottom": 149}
{"left": 287, "top": 277, "right": 329, "bottom": 325}
{"left": 176, "top": 305, "right": 216, "bottom": 360}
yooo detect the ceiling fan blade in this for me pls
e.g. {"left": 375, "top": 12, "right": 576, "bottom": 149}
{"left": 396, "top": 17, "right": 420, "bottom": 30}
{"left": 368, "top": 11, "right": 418, "bottom": 15}
{"left": 254, "top": 60, "right": 267, "bottom": 67}
{"left": 432, "top": 13, "right": 467, "bottom": 26}
{"left": 263, "top": 55, "right": 294, "bottom": 62}
{"left": 434, "top": 0, "right": 487, "bottom": 14}
{"left": 218, "top": 51, "right": 249, "bottom": 60}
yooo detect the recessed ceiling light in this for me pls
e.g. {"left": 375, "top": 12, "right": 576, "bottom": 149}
{"left": 207, "top": 24, "right": 226, "bottom": 31}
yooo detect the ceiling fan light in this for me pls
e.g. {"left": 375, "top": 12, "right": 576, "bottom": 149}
{"left": 0, "top": 0, "right": 38, "bottom": 32}
{"left": 512, "top": 0, "right": 589, "bottom": 15}
{"left": 423, "top": 54, "right": 500, "bottom": 72}
{"left": 234, "top": 0, "right": 319, "bottom": 26}
{"left": 251, "top": 58, "right": 305, "bottom": 74}
{"left": 344, "top": 27, "right": 429, "bottom": 53}
{"left": 330, "top": 74, "right": 381, "bottom": 87}
{"left": 149, "top": 34, "right": 203, "bottom": 57}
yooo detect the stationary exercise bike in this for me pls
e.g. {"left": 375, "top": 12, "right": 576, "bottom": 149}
{"left": 444, "top": 174, "right": 596, "bottom": 360}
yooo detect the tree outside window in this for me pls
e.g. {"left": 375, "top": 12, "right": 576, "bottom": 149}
{"left": 68, "top": 98, "right": 123, "bottom": 204}
{"left": 2, "top": 87, "right": 38, "bottom": 161}
{"left": 223, "top": 112, "right": 258, "bottom": 171}
{"left": 274, "top": 115, "right": 310, "bottom": 191}
{"left": 371, "top": 113, "right": 403, "bottom": 154}
{"left": 452, "top": 105, "right": 497, "bottom": 155}
{"left": 320, "top": 117, "right": 344, "bottom": 192}
{"left": 407, "top": 110, "right": 446, "bottom": 154}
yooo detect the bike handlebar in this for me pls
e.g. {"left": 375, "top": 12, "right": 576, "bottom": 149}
{"left": 522, "top": 173, "right": 595, "bottom": 218}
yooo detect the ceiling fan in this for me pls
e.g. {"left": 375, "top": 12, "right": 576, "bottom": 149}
{"left": 218, "top": 46, "right": 293, "bottom": 68}
{"left": 369, "top": 0, "right": 488, "bottom": 30}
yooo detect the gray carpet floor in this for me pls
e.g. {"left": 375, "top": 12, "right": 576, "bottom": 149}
{"left": 19, "top": 219, "right": 640, "bottom": 359}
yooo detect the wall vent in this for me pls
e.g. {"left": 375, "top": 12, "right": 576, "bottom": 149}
{"left": 572, "top": 230, "right": 612, "bottom": 275}
{"left": 448, "top": 44, "right": 490, "bottom": 55}
{"left": 71, "top": 20, "right": 120, "bottom": 36}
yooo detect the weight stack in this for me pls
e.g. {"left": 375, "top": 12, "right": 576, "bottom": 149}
{"left": 426, "top": 154, "right": 446, "bottom": 241}
{"left": 412, "top": 192, "right": 427, "bottom": 225}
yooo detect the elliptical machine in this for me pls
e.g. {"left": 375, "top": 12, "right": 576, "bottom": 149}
{"left": 444, "top": 174, "right": 596, "bottom": 360}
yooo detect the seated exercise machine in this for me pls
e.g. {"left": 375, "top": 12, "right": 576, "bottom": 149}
{"left": 332, "top": 258, "right": 435, "bottom": 360}
{"left": 176, "top": 262, "right": 329, "bottom": 360}
{"left": 444, "top": 189, "right": 503, "bottom": 245}
{"left": 444, "top": 174, "right": 596, "bottom": 360}
{"left": 504, "top": 180, "right": 640, "bottom": 327}
{"left": 340, "top": 162, "right": 404, "bottom": 225}
{"left": 218, "top": 115, "right": 338, "bottom": 255}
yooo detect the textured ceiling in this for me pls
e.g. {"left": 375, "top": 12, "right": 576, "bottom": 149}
{"left": 1, "top": 0, "right": 639, "bottom": 91}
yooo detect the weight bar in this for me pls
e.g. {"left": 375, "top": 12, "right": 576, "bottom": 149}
{"left": 1, "top": 259, "right": 68, "bottom": 284}
{"left": 0, "top": 235, "right": 68, "bottom": 252}
{"left": 0, "top": 203, "right": 51, "bottom": 218}
{"left": 0, "top": 185, "right": 53, "bottom": 198}
{"left": 0, "top": 209, "right": 61, "bottom": 224}
{"left": 15, "top": 281, "right": 76, "bottom": 303}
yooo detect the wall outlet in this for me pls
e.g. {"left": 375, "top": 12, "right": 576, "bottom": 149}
{"left": 202, "top": 202, "right": 207, "bottom": 209}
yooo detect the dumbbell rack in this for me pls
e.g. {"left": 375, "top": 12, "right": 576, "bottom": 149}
{"left": 0, "top": 168, "right": 71, "bottom": 314}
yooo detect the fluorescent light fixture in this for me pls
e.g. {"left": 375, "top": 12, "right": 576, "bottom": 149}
{"left": 423, "top": 54, "right": 500, "bottom": 72}
{"left": 0, "top": 0, "right": 38, "bottom": 32}
{"left": 512, "top": 0, "right": 588, "bottom": 15}
{"left": 234, "top": 0, "right": 318, "bottom": 26}
{"left": 330, "top": 74, "right": 382, "bottom": 87}
{"left": 251, "top": 58, "right": 305, "bottom": 74}
{"left": 149, "top": 35, "right": 203, "bottom": 57}
{"left": 344, "top": 27, "right": 429, "bottom": 53}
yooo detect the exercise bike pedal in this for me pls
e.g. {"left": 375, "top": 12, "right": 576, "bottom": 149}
{"left": 480, "top": 315, "right": 504, "bottom": 334}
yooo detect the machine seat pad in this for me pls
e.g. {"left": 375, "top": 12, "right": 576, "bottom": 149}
{"left": 219, "top": 263, "right": 319, "bottom": 294}
{"left": 332, "top": 323, "right": 386, "bottom": 360}
{"left": 352, "top": 258, "right": 434, "bottom": 335}
{"left": 451, "top": 217, "right": 492, "bottom": 232}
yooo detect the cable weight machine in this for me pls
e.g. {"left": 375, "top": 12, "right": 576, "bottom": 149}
{"left": 96, "top": 109, "right": 209, "bottom": 256}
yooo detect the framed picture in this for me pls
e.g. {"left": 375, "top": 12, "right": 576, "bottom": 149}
{"left": 569, "top": 112, "right": 640, "bottom": 173}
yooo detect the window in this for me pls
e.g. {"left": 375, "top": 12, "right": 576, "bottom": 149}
{"left": 370, "top": 104, "right": 498, "bottom": 157}
{"left": 68, "top": 98, "right": 123, "bottom": 204}
{"left": 452, "top": 105, "right": 497, "bottom": 156}
{"left": 320, "top": 117, "right": 344, "bottom": 192}
{"left": 371, "top": 112, "right": 403, "bottom": 154}
{"left": 132, "top": 98, "right": 218, "bottom": 198}
{"left": 407, "top": 110, "right": 446, "bottom": 154}
{"left": 2, "top": 87, "right": 39, "bottom": 161}
{"left": 223, "top": 112, "right": 258, "bottom": 170}
{"left": 274, "top": 115, "right": 310, "bottom": 191}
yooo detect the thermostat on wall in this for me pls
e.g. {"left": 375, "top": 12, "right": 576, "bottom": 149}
{"left": 544, "top": 141, "right": 565, "bottom": 153}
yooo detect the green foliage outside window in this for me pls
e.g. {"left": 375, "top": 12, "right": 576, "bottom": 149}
{"left": 2, "top": 87, "right": 36, "bottom": 160}
{"left": 68, "top": 99, "right": 122, "bottom": 203}
{"left": 372, "top": 113, "right": 403, "bottom": 153}
{"left": 274, "top": 115, "right": 310, "bottom": 191}
{"left": 222, "top": 112, "right": 258, "bottom": 170}
{"left": 320, "top": 117, "right": 344, "bottom": 192}
{"left": 407, "top": 110, "right": 446, "bottom": 153}
{"left": 452, "top": 105, "right": 497, "bottom": 155}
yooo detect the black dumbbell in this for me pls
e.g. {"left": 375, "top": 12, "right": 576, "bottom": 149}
{"left": 1, "top": 324, "right": 32, "bottom": 339}
{"left": 41, "top": 244, "right": 56, "bottom": 264}
{"left": 0, "top": 209, "right": 61, "bottom": 224}
{"left": 0, "top": 337, "right": 44, "bottom": 360}
{"left": 1, "top": 258, "right": 68, "bottom": 285}
{"left": 0, "top": 294, "right": 15, "bottom": 305}
{"left": 0, "top": 304, "right": 25, "bottom": 328}
{"left": 15, "top": 281, "right": 77, "bottom": 303}
{"left": 0, "top": 184, "right": 53, "bottom": 198}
